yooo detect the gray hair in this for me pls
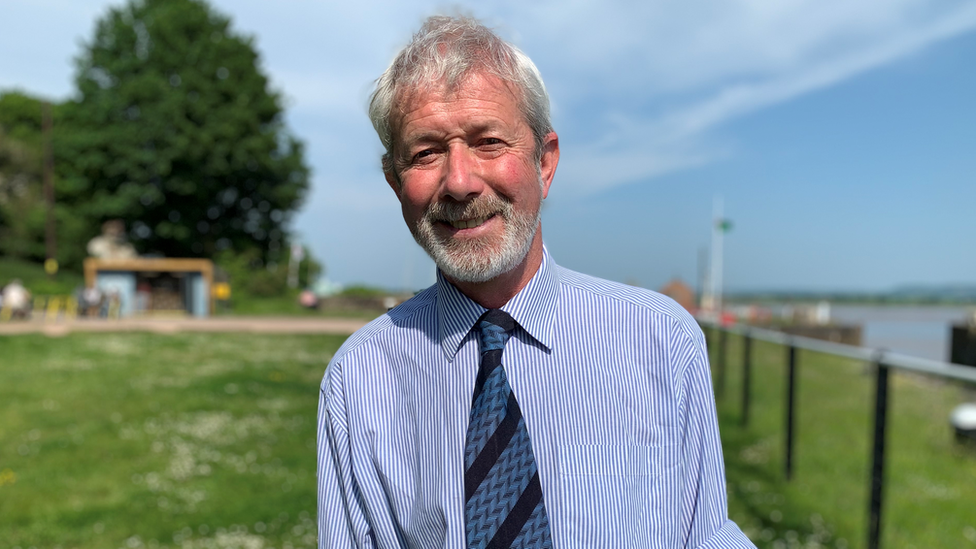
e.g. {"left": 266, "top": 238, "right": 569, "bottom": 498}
{"left": 368, "top": 15, "right": 553, "bottom": 177}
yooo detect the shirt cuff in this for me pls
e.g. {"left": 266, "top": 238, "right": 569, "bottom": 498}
{"left": 695, "top": 520, "right": 757, "bottom": 549}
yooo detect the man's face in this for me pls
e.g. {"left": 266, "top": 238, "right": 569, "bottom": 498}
{"left": 386, "top": 72, "right": 559, "bottom": 283}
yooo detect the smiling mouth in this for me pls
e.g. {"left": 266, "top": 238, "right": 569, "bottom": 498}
{"left": 445, "top": 214, "right": 494, "bottom": 230}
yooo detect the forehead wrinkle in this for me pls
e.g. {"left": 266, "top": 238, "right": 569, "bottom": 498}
{"left": 401, "top": 107, "right": 511, "bottom": 150}
{"left": 406, "top": 119, "right": 503, "bottom": 140}
{"left": 396, "top": 72, "right": 520, "bottom": 120}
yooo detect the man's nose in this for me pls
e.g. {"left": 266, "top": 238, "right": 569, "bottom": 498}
{"left": 440, "top": 145, "right": 484, "bottom": 201}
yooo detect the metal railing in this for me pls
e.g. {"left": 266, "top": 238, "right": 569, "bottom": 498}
{"left": 700, "top": 320, "right": 976, "bottom": 549}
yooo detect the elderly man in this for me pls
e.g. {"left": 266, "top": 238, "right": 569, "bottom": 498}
{"left": 318, "top": 15, "right": 755, "bottom": 549}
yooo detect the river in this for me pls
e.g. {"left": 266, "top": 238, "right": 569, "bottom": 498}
{"left": 810, "top": 304, "right": 973, "bottom": 362}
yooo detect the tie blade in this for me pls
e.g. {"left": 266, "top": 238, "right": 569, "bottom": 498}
{"left": 465, "top": 391, "right": 522, "bottom": 496}
{"left": 465, "top": 308, "right": 551, "bottom": 548}
{"left": 484, "top": 471, "right": 548, "bottom": 549}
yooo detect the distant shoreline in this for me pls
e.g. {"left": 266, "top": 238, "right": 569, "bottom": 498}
{"left": 726, "top": 295, "right": 976, "bottom": 306}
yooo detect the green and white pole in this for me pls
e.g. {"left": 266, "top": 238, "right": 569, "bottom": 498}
{"left": 709, "top": 195, "right": 733, "bottom": 317}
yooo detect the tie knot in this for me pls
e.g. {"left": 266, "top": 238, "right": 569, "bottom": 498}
{"left": 477, "top": 309, "right": 515, "bottom": 353}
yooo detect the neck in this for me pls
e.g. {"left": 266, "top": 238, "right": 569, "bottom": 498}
{"left": 445, "top": 232, "right": 545, "bottom": 310}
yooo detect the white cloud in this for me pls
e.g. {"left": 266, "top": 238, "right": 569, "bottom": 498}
{"left": 517, "top": 0, "right": 971, "bottom": 94}
{"left": 502, "top": 0, "right": 976, "bottom": 193}
{"left": 665, "top": 2, "right": 976, "bottom": 137}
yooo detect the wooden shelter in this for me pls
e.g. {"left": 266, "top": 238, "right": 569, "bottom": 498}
{"left": 83, "top": 257, "right": 214, "bottom": 317}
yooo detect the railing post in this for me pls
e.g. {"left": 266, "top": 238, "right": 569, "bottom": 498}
{"left": 785, "top": 343, "right": 798, "bottom": 481}
{"left": 742, "top": 332, "right": 752, "bottom": 427}
{"left": 717, "top": 328, "right": 728, "bottom": 398}
{"left": 868, "top": 360, "right": 890, "bottom": 549}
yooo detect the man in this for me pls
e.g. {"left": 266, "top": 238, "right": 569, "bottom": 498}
{"left": 318, "top": 15, "right": 755, "bottom": 549}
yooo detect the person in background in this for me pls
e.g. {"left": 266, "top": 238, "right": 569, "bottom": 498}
{"left": 81, "top": 285, "right": 104, "bottom": 318}
{"left": 1, "top": 279, "right": 32, "bottom": 320}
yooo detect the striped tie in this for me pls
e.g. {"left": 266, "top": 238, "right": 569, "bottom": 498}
{"left": 464, "top": 309, "right": 552, "bottom": 549}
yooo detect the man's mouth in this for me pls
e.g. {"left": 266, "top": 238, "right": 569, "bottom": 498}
{"left": 446, "top": 214, "right": 493, "bottom": 230}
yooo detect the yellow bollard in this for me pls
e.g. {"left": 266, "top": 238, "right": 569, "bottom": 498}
{"left": 46, "top": 297, "right": 62, "bottom": 321}
{"left": 65, "top": 297, "right": 78, "bottom": 320}
{"left": 0, "top": 307, "right": 11, "bottom": 322}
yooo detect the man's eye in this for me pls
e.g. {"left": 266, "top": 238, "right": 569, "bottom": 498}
{"left": 482, "top": 138, "right": 502, "bottom": 146}
{"left": 412, "top": 149, "right": 435, "bottom": 162}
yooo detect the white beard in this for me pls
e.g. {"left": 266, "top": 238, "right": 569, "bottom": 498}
{"left": 410, "top": 192, "right": 541, "bottom": 283}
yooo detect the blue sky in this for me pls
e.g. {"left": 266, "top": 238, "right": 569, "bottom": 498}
{"left": 3, "top": 0, "right": 975, "bottom": 292}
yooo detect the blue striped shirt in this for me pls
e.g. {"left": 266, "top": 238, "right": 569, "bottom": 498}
{"left": 318, "top": 248, "right": 755, "bottom": 548}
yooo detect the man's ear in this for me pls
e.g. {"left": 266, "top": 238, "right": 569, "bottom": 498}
{"left": 539, "top": 131, "right": 560, "bottom": 200}
{"left": 385, "top": 169, "right": 402, "bottom": 200}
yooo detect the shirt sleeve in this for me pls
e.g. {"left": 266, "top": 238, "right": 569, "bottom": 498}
{"left": 678, "top": 330, "right": 756, "bottom": 549}
{"left": 317, "top": 361, "right": 374, "bottom": 549}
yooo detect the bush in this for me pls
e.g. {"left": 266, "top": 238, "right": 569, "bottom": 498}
{"left": 0, "top": 257, "right": 84, "bottom": 295}
{"left": 339, "top": 285, "right": 388, "bottom": 299}
{"left": 215, "top": 246, "right": 321, "bottom": 300}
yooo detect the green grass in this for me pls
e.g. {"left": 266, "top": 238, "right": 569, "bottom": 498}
{"left": 708, "top": 329, "right": 976, "bottom": 549}
{"left": 219, "top": 291, "right": 322, "bottom": 316}
{"left": 0, "top": 332, "right": 347, "bottom": 549}
{"left": 221, "top": 292, "right": 382, "bottom": 320}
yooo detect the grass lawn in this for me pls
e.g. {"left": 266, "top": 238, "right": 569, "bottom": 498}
{"left": 709, "top": 329, "right": 976, "bottom": 549}
{"left": 0, "top": 332, "right": 347, "bottom": 549}
{"left": 220, "top": 293, "right": 383, "bottom": 320}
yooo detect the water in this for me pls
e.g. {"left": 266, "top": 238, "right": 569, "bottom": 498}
{"left": 821, "top": 305, "right": 973, "bottom": 362}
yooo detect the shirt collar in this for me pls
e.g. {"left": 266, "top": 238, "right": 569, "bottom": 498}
{"left": 436, "top": 246, "right": 560, "bottom": 361}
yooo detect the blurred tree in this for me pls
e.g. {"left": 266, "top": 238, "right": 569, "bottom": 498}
{"left": 0, "top": 91, "right": 45, "bottom": 146}
{"left": 0, "top": 92, "right": 48, "bottom": 260}
{"left": 0, "top": 126, "right": 46, "bottom": 259}
{"left": 56, "top": 0, "right": 309, "bottom": 268}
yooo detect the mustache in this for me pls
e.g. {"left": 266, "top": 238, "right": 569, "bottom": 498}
{"left": 425, "top": 195, "right": 511, "bottom": 222}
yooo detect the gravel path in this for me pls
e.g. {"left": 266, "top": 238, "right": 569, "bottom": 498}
{"left": 0, "top": 316, "right": 371, "bottom": 336}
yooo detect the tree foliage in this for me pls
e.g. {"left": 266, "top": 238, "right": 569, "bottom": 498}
{"left": 0, "top": 92, "right": 47, "bottom": 259}
{"left": 0, "top": 91, "right": 45, "bottom": 146}
{"left": 53, "top": 0, "right": 309, "bottom": 268}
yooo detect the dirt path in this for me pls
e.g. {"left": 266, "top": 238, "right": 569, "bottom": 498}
{"left": 0, "top": 316, "right": 371, "bottom": 337}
